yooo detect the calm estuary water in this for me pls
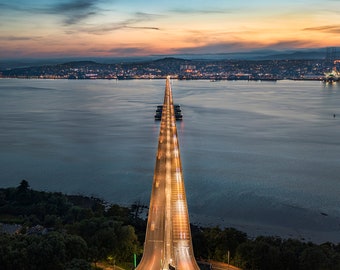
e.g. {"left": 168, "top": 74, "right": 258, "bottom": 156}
{"left": 0, "top": 78, "right": 339, "bottom": 243}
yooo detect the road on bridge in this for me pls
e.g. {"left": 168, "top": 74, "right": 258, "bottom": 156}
{"left": 136, "top": 76, "right": 200, "bottom": 270}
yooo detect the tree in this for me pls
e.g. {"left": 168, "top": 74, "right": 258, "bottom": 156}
{"left": 299, "top": 246, "right": 329, "bottom": 270}
{"left": 194, "top": 227, "right": 247, "bottom": 261}
{"left": 281, "top": 239, "right": 304, "bottom": 270}
{"left": 67, "top": 217, "right": 139, "bottom": 263}
{"left": 17, "top": 179, "right": 30, "bottom": 193}
{"left": 16, "top": 180, "right": 32, "bottom": 204}
{"left": 64, "top": 234, "right": 88, "bottom": 261}
{"left": 235, "top": 237, "right": 283, "bottom": 270}
{"left": 65, "top": 259, "right": 91, "bottom": 270}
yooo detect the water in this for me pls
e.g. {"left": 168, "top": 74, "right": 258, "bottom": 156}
{"left": 1, "top": 78, "right": 340, "bottom": 243}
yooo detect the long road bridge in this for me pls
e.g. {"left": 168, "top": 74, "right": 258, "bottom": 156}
{"left": 136, "top": 76, "right": 200, "bottom": 270}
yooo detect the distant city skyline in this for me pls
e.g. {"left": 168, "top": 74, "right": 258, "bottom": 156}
{"left": 1, "top": 0, "right": 339, "bottom": 59}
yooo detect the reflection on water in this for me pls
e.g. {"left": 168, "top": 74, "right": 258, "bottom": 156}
{"left": 0, "top": 79, "right": 340, "bottom": 242}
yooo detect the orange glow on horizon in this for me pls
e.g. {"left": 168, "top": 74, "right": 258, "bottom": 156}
{"left": 0, "top": 1, "right": 339, "bottom": 58}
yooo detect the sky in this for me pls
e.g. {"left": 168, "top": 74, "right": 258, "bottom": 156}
{"left": 0, "top": 0, "right": 340, "bottom": 59}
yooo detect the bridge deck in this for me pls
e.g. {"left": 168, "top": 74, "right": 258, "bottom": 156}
{"left": 136, "top": 76, "right": 199, "bottom": 270}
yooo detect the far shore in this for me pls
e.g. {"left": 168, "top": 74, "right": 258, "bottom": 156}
{"left": 0, "top": 76, "right": 331, "bottom": 82}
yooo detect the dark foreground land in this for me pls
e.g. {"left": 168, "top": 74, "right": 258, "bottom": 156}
{"left": 1, "top": 180, "right": 340, "bottom": 270}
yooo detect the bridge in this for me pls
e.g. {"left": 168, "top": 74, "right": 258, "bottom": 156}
{"left": 136, "top": 76, "right": 200, "bottom": 270}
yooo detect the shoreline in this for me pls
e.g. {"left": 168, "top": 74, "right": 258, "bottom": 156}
{"left": 189, "top": 213, "right": 340, "bottom": 244}
{"left": 0, "top": 76, "right": 330, "bottom": 82}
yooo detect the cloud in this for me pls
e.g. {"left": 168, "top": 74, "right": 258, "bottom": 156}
{"left": 48, "top": 0, "right": 100, "bottom": 25}
{"left": 85, "top": 46, "right": 151, "bottom": 56}
{"left": 303, "top": 25, "right": 340, "bottom": 34}
{"left": 48, "top": 1, "right": 161, "bottom": 28}
{"left": 126, "top": 26, "right": 160, "bottom": 30}
{"left": 0, "top": 0, "right": 102, "bottom": 25}
{"left": 108, "top": 46, "right": 151, "bottom": 55}
{"left": 267, "top": 40, "right": 313, "bottom": 50}
{"left": 173, "top": 41, "right": 262, "bottom": 54}
{"left": 0, "top": 3, "right": 9, "bottom": 10}
{"left": 0, "top": 2, "right": 19, "bottom": 10}
{"left": 0, "top": 36, "right": 40, "bottom": 41}
{"left": 73, "top": 12, "right": 161, "bottom": 34}
{"left": 0, "top": 2, "right": 32, "bottom": 14}
{"left": 53, "top": 0, "right": 96, "bottom": 11}
{"left": 173, "top": 39, "right": 317, "bottom": 55}
{"left": 170, "top": 8, "right": 231, "bottom": 15}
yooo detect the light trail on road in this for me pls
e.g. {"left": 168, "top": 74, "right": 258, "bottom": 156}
{"left": 136, "top": 76, "right": 200, "bottom": 270}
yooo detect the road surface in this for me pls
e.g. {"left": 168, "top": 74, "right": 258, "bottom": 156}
{"left": 136, "top": 76, "right": 200, "bottom": 270}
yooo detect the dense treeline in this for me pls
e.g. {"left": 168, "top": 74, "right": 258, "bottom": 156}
{"left": 192, "top": 226, "right": 340, "bottom": 269}
{"left": 0, "top": 180, "right": 141, "bottom": 269}
{"left": 1, "top": 180, "right": 340, "bottom": 270}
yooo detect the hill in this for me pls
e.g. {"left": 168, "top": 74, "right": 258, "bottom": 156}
{"left": 0, "top": 56, "right": 330, "bottom": 80}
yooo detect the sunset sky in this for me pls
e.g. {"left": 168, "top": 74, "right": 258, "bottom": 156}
{"left": 0, "top": 0, "right": 339, "bottom": 58}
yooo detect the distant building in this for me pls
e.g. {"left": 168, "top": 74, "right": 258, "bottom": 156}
{"left": 27, "top": 224, "right": 48, "bottom": 235}
{"left": 0, "top": 223, "right": 22, "bottom": 234}
{"left": 180, "top": 64, "right": 196, "bottom": 73}
{"left": 326, "top": 47, "right": 337, "bottom": 65}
